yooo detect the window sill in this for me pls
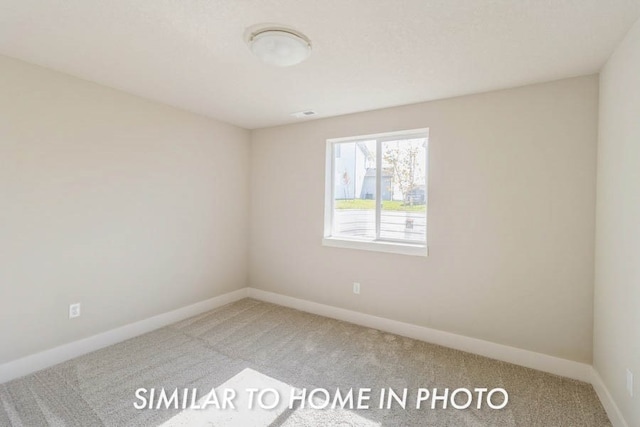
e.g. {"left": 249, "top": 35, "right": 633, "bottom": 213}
{"left": 322, "top": 237, "right": 428, "bottom": 257}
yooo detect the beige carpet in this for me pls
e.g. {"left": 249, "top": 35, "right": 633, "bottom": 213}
{"left": 0, "top": 298, "right": 611, "bottom": 426}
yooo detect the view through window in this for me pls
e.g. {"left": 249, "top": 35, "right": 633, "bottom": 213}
{"left": 325, "top": 129, "right": 428, "bottom": 250}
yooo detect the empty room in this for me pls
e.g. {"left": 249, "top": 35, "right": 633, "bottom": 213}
{"left": 1, "top": 1, "right": 639, "bottom": 426}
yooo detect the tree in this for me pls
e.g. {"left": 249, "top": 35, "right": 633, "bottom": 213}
{"left": 341, "top": 170, "right": 351, "bottom": 199}
{"left": 383, "top": 140, "right": 424, "bottom": 205}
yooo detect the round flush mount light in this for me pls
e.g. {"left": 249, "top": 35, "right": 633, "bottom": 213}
{"left": 246, "top": 26, "right": 311, "bottom": 67}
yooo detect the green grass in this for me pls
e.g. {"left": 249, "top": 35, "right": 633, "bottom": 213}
{"left": 335, "top": 199, "right": 426, "bottom": 212}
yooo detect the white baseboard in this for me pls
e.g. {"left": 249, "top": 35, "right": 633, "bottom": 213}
{"left": 248, "top": 288, "right": 633, "bottom": 422}
{"left": 590, "top": 367, "right": 629, "bottom": 427}
{"left": 1, "top": 286, "right": 627, "bottom": 426}
{"left": 247, "top": 288, "right": 593, "bottom": 383}
{"left": 0, "top": 287, "right": 249, "bottom": 384}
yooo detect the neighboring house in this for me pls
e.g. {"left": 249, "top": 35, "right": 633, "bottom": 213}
{"left": 334, "top": 142, "right": 393, "bottom": 201}
{"left": 334, "top": 142, "right": 370, "bottom": 200}
{"left": 359, "top": 168, "right": 393, "bottom": 201}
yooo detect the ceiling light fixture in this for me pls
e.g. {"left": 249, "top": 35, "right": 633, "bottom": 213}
{"left": 247, "top": 26, "right": 311, "bottom": 67}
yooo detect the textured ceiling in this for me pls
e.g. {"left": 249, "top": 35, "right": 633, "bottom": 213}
{"left": 1, "top": 0, "right": 639, "bottom": 129}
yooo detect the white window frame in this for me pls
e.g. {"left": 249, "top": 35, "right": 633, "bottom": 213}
{"left": 323, "top": 128, "right": 429, "bottom": 256}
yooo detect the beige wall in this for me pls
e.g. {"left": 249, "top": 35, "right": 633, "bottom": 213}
{"left": 594, "top": 18, "right": 640, "bottom": 426}
{"left": 250, "top": 76, "right": 598, "bottom": 363}
{"left": 0, "top": 52, "right": 601, "bottom": 370}
{"left": 0, "top": 55, "right": 250, "bottom": 364}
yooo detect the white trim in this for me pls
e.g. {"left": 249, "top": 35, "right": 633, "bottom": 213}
{"left": 591, "top": 367, "right": 630, "bottom": 427}
{"left": 324, "top": 129, "right": 429, "bottom": 255}
{"left": 375, "top": 138, "right": 382, "bottom": 239}
{"left": 322, "top": 237, "right": 428, "bottom": 256}
{"left": 323, "top": 141, "right": 334, "bottom": 238}
{"left": 2, "top": 286, "right": 627, "bottom": 426}
{"left": 247, "top": 288, "right": 592, "bottom": 382}
{"left": 327, "top": 128, "right": 429, "bottom": 144}
{"left": 0, "top": 288, "right": 249, "bottom": 384}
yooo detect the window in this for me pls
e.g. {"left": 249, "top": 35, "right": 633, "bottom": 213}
{"left": 323, "top": 129, "right": 428, "bottom": 256}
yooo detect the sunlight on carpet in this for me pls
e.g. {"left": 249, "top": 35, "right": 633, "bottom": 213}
{"left": 159, "top": 368, "right": 380, "bottom": 427}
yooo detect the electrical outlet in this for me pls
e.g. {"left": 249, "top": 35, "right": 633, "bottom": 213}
{"left": 69, "top": 303, "right": 81, "bottom": 319}
{"left": 353, "top": 282, "right": 360, "bottom": 294}
{"left": 626, "top": 369, "right": 633, "bottom": 397}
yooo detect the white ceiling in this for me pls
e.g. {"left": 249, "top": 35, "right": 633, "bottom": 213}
{"left": 1, "top": 1, "right": 639, "bottom": 129}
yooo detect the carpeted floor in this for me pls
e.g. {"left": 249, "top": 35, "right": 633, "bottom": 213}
{"left": 0, "top": 298, "right": 611, "bottom": 426}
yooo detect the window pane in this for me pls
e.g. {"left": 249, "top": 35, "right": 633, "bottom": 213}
{"left": 380, "top": 138, "right": 427, "bottom": 242}
{"left": 332, "top": 140, "right": 377, "bottom": 239}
